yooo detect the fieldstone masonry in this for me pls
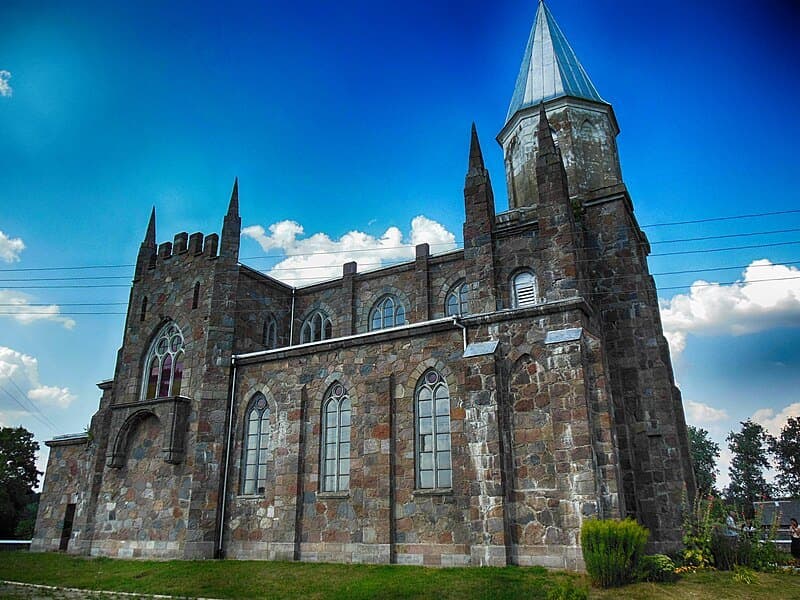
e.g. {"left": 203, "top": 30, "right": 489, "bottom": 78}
{"left": 33, "top": 2, "right": 694, "bottom": 569}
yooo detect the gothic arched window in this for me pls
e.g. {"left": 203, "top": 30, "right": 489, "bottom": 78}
{"left": 321, "top": 383, "right": 351, "bottom": 492}
{"left": 263, "top": 317, "right": 278, "bottom": 349}
{"left": 369, "top": 296, "right": 406, "bottom": 331}
{"left": 416, "top": 370, "right": 452, "bottom": 489}
{"left": 445, "top": 282, "right": 469, "bottom": 317}
{"left": 142, "top": 322, "right": 185, "bottom": 399}
{"left": 511, "top": 271, "right": 539, "bottom": 308}
{"left": 300, "top": 311, "right": 332, "bottom": 344}
{"left": 242, "top": 393, "right": 270, "bottom": 495}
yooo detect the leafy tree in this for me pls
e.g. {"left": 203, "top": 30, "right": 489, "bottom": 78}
{"left": 725, "top": 420, "right": 772, "bottom": 508}
{"left": 769, "top": 416, "right": 800, "bottom": 498}
{"left": 0, "top": 427, "right": 41, "bottom": 538}
{"left": 688, "top": 426, "right": 720, "bottom": 497}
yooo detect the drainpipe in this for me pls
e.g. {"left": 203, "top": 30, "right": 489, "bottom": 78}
{"left": 217, "top": 357, "right": 238, "bottom": 558}
{"left": 452, "top": 317, "right": 467, "bottom": 351}
{"left": 289, "top": 288, "right": 296, "bottom": 346}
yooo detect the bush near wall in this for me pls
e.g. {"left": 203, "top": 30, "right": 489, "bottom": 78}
{"left": 580, "top": 519, "right": 649, "bottom": 588}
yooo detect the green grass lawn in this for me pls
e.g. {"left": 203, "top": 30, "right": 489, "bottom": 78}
{"left": 0, "top": 552, "right": 798, "bottom": 599}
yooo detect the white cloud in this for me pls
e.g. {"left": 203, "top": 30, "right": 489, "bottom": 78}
{"left": 0, "top": 230, "right": 25, "bottom": 262}
{"left": 752, "top": 402, "right": 800, "bottom": 437}
{"left": 684, "top": 399, "right": 729, "bottom": 426}
{"left": 0, "top": 70, "right": 11, "bottom": 98}
{"left": 0, "top": 289, "right": 76, "bottom": 329}
{"left": 243, "top": 215, "right": 457, "bottom": 286}
{"left": 0, "top": 346, "right": 77, "bottom": 414}
{"left": 660, "top": 259, "right": 800, "bottom": 356}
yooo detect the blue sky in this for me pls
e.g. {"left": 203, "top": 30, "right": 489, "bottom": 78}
{"left": 1, "top": 0, "right": 799, "bottom": 491}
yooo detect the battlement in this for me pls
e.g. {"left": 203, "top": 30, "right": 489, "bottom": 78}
{"left": 147, "top": 231, "right": 220, "bottom": 269}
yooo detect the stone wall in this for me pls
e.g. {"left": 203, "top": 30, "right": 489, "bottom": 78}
{"left": 31, "top": 436, "right": 91, "bottom": 552}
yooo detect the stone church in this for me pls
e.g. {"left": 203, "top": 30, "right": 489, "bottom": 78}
{"left": 33, "top": 1, "right": 695, "bottom": 569}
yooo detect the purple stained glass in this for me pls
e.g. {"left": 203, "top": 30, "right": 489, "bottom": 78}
{"left": 158, "top": 354, "right": 172, "bottom": 398}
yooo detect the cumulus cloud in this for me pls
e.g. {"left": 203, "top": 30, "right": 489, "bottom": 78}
{"left": 0, "top": 230, "right": 25, "bottom": 262}
{"left": 0, "top": 290, "right": 76, "bottom": 329}
{"left": 752, "top": 402, "right": 800, "bottom": 437}
{"left": 243, "top": 215, "right": 457, "bottom": 286}
{"left": 660, "top": 259, "right": 800, "bottom": 356}
{"left": 0, "top": 70, "right": 11, "bottom": 98}
{"left": 684, "top": 400, "right": 729, "bottom": 426}
{"left": 0, "top": 346, "right": 77, "bottom": 414}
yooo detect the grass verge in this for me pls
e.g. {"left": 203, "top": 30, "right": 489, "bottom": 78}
{"left": 1, "top": 552, "right": 798, "bottom": 599}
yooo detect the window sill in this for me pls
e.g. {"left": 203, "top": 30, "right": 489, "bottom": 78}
{"left": 317, "top": 491, "right": 350, "bottom": 499}
{"left": 412, "top": 488, "right": 453, "bottom": 497}
{"left": 236, "top": 494, "right": 266, "bottom": 500}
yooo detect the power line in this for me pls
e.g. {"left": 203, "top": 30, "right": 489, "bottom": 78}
{"left": 1, "top": 208, "right": 799, "bottom": 275}
{"left": 6, "top": 376, "right": 61, "bottom": 432}
{"left": 640, "top": 208, "right": 800, "bottom": 229}
{"left": 0, "top": 384, "right": 57, "bottom": 433}
{"left": 2, "top": 275, "right": 799, "bottom": 318}
{"left": 3, "top": 259, "right": 799, "bottom": 307}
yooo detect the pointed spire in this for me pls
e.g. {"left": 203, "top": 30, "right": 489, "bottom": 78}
{"left": 468, "top": 123, "right": 486, "bottom": 174}
{"left": 227, "top": 177, "right": 239, "bottom": 217}
{"left": 144, "top": 206, "right": 156, "bottom": 246}
{"left": 536, "top": 103, "right": 557, "bottom": 156}
{"left": 506, "top": 0, "right": 604, "bottom": 123}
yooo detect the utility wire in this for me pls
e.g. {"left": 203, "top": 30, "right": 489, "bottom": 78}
{"left": 2, "top": 208, "right": 799, "bottom": 274}
{"left": 3, "top": 276, "right": 799, "bottom": 318}
{"left": 4, "top": 259, "right": 800, "bottom": 307}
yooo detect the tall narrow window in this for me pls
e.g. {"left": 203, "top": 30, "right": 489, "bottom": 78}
{"left": 321, "top": 383, "right": 351, "bottom": 492}
{"left": 242, "top": 393, "right": 270, "bottom": 495}
{"left": 416, "top": 370, "right": 452, "bottom": 489}
{"left": 369, "top": 296, "right": 406, "bottom": 331}
{"left": 140, "top": 296, "right": 147, "bottom": 322}
{"left": 263, "top": 317, "right": 278, "bottom": 349}
{"left": 142, "top": 322, "right": 185, "bottom": 399}
{"left": 192, "top": 282, "right": 200, "bottom": 309}
{"left": 445, "top": 282, "right": 469, "bottom": 317}
{"left": 511, "top": 271, "right": 538, "bottom": 308}
{"left": 300, "top": 310, "right": 332, "bottom": 344}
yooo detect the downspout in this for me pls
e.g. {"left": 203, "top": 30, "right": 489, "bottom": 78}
{"left": 452, "top": 317, "right": 467, "bottom": 351}
{"left": 289, "top": 288, "right": 296, "bottom": 346}
{"left": 217, "top": 357, "right": 238, "bottom": 558}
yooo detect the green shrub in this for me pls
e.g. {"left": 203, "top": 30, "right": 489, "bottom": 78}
{"left": 636, "top": 554, "right": 679, "bottom": 583}
{"left": 545, "top": 579, "right": 588, "bottom": 600}
{"left": 732, "top": 564, "right": 756, "bottom": 584}
{"left": 580, "top": 518, "right": 649, "bottom": 588}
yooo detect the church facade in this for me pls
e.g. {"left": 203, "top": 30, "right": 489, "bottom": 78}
{"left": 32, "top": 2, "right": 695, "bottom": 569}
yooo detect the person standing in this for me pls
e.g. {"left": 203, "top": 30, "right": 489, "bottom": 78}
{"left": 790, "top": 517, "right": 800, "bottom": 559}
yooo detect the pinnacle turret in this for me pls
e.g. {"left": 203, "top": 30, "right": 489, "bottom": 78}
{"left": 536, "top": 103, "right": 557, "bottom": 157}
{"left": 143, "top": 206, "right": 156, "bottom": 246}
{"left": 468, "top": 123, "right": 485, "bottom": 174}
{"left": 227, "top": 177, "right": 239, "bottom": 217}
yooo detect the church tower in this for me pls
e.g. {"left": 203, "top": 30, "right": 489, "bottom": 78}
{"left": 498, "top": 0, "right": 622, "bottom": 209}
{"left": 496, "top": 1, "right": 695, "bottom": 549}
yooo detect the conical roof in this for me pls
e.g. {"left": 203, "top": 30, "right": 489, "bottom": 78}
{"left": 506, "top": 0, "right": 604, "bottom": 122}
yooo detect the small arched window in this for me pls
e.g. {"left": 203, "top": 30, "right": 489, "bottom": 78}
{"left": 445, "top": 282, "right": 469, "bottom": 317}
{"left": 300, "top": 310, "right": 332, "bottom": 344}
{"left": 416, "top": 370, "right": 452, "bottom": 490}
{"left": 370, "top": 296, "right": 406, "bottom": 331}
{"left": 321, "top": 383, "right": 351, "bottom": 492}
{"left": 263, "top": 317, "right": 278, "bottom": 349}
{"left": 242, "top": 393, "right": 270, "bottom": 495}
{"left": 143, "top": 322, "right": 185, "bottom": 399}
{"left": 511, "top": 271, "right": 539, "bottom": 308}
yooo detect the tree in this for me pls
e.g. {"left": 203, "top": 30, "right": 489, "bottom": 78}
{"left": 688, "top": 426, "right": 720, "bottom": 497}
{"left": 0, "top": 427, "right": 41, "bottom": 538}
{"left": 725, "top": 420, "right": 772, "bottom": 508}
{"left": 769, "top": 416, "right": 800, "bottom": 498}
